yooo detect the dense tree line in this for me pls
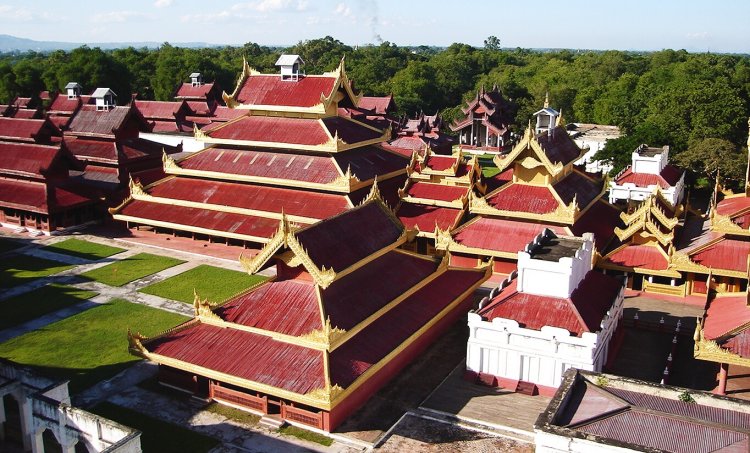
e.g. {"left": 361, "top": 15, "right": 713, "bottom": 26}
{"left": 1, "top": 36, "right": 748, "bottom": 188}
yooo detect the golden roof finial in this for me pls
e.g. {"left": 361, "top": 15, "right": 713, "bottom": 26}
{"left": 365, "top": 176, "right": 382, "bottom": 203}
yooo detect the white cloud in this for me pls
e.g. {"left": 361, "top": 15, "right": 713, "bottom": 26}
{"left": 231, "top": 0, "right": 308, "bottom": 12}
{"left": 0, "top": 5, "right": 35, "bottom": 21}
{"left": 90, "top": 11, "right": 152, "bottom": 23}
{"left": 154, "top": 0, "right": 173, "bottom": 8}
{"left": 334, "top": 3, "right": 353, "bottom": 18}
{"left": 181, "top": 0, "right": 307, "bottom": 24}
{"left": 686, "top": 31, "right": 709, "bottom": 40}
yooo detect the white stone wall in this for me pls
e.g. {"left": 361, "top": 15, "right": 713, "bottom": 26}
{"left": 631, "top": 147, "right": 668, "bottom": 175}
{"left": 517, "top": 232, "right": 594, "bottom": 299}
{"left": 608, "top": 172, "right": 684, "bottom": 207}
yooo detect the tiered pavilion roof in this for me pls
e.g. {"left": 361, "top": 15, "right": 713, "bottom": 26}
{"left": 128, "top": 191, "right": 490, "bottom": 431}
{"left": 111, "top": 57, "right": 409, "bottom": 247}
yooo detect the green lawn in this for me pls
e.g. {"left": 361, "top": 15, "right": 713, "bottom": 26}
{"left": 0, "top": 255, "right": 74, "bottom": 289}
{"left": 139, "top": 264, "right": 266, "bottom": 304}
{"left": 205, "top": 402, "right": 261, "bottom": 425}
{"left": 80, "top": 253, "right": 184, "bottom": 287}
{"left": 0, "top": 237, "right": 25, "bottom": 254}
{"left": 91, "top": 402, "right": 220, "bottom": 453}
{"left": 42, "top": 238, "right": 125, "bottom": 261}
{"left": 0, "top": 284, "right": 97, "bottom": 330}
{"left": 0, "top": 298, "right": 188, "bottom": 393}
{"left": 278, "top": 425, "right": 333, "bottom": 447}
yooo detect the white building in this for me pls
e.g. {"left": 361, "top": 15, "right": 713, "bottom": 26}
{"left": 609, "top": 144, "right": 685, "bottom": 207}
{"left": 567, "top": 123, "right": 621, "bottom": 174}
{"left": 0, "top": 360, "right": 141, "bottom": 453}
{"left": 465, "top": 230, "right": 624, "bottom": 396}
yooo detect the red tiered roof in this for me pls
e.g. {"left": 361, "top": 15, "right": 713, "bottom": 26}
{"left": 357, "top": 95, "right": 394, "bottom": 115}
{"left": 205, "top": 116, "right": 330, "bottom": 145}
{"left": 295, "top": 201, "right": 402, "bottom": 272}
{"left": 218, "top": 279, "right": 321, "bottom": 337}
{"left": 423, "top": 154, "right": 456, "bottom": 172}
{"left": 330, "top": 268, "right": 485, "bottom": 387}
{"left": 133, "top": 100, "right": 186, "bottom": 120}
{"left": 716, "top": 196, "right": 750, "bottom": 217}
{"left": 178, "top": 147, "right": 340, "bottom": 184}
{"left": 570, "top": 200, "right": 621, "bottom": 250}
{"left": 0, "top": 117, "right": 60, "bottom": 143}
{"left": 146, "top": 177, "right": 350, "bottom": 220}
{"left": 333, "top": 145, "right": 408, "bottom": 181}
{"left": 236, "top": 75, "right": 337, "bottom": 108}
{"left": 487, "top": 184, "right": 559, "bottom": 214}
{"left": 48, "top": 95, "right": 81, "bottom": 114}
{"left": 397, "top": 203, "right": 463, "bottom": 232}
{"left": 147, "top": 322, "right": 325, "bottom": 394}
{"left": 703, "top": 294, "right": 750, "bottom": 340}
{"left": 118, "top": 200, "right": 296, "bottom": 240}
{"left": 321, "top": 251, "right": 439, "bottom": 330}
{"left": 211, "top": 106, "right": 247, "bottom": 122}
{"left": 0, "top": 179, "right": 91, "bottom": 213}
{"left": 478, "top": 271, "right": 622, "bottom": 336}
{"left": 0, "top": 142, "right": 74, "bottom": 177}
{"left": 175, "top": 82, "right": 216, "bottom": 100}
{"left": 185, "top": 101, "right": 212, "bottom": 116}
{"left": 725, "top": 330, "right": 750, "bottom": 358}
{"left": 405, "top": 182, "right": 468, "bottom": 202}
{"left": 615, "top": 164, "right": 684, "bottom": 189}
{"left": 553, "top": 171, "right": 602, "bottom": 208}
{"left": 606, "top": 244, "right": 669, "bottom": 270}
{"left": 67, "top": 106, "right": 137, "bottom": 137}
{"left": 453, "top": 218, "right": 566, "bottom": 255}
{"left": 65, "top": 138, "right": 117, "bottom": 161}
{"left": 691, "top": 238, "right": 750, "bottom": 273}
{"left": 535, "top": 127, "right": 582, "bottom": 165}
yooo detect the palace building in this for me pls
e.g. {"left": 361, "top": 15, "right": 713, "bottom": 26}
{"left": 435, "top": 105, "right": 621, "bottom": 276}
{"left": 127, "top": 192, "right": 491, "bottom": 431}
{"left": 451, "top": 85, "right": 515, "bottom": 153}
{"left": 110, "top": 56, "right": 410, "bottom": 248}
{"left": 389, "top": 112, "right": 454, "bottom": 156}
{"left": 609, "top": 144, "right": 685, "bottom": 208}
{"left": 465, "top": 230, "right": 625, "bottom": 396}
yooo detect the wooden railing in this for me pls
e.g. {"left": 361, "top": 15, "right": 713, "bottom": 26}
{"left": 211, "top": 384, "right": 267, "bottom": 414}
{"left": 281, "top": 403, "right": 324, "bottom": 430}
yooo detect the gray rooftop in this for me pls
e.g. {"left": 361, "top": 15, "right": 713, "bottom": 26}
{"left": 529, "top": 234, "right": 584, "bottom": 262}
{"left": 65, "top": 82, "right": 81, "bottom": 89}
{"left": 91, "top": 88, "right": 116, "bottom": 98}
{"left": 275, "top": 54, "right": 303, "bottom": 66}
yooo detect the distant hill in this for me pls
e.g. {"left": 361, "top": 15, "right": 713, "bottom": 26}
{"left": 0, "top": 34, "right": 220, "bottom": 52}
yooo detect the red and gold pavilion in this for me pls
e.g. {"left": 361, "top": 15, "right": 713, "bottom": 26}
{"left": 128, "top": 191, "right": 490, "bottom": 431}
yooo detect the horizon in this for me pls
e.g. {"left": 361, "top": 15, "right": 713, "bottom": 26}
{"left": 0, "top": 0, "right": 748, "bottom": 54}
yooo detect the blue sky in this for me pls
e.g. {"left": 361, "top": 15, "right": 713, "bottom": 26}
{"left": 0, "top": 0, "right": 748, "bottom": 53}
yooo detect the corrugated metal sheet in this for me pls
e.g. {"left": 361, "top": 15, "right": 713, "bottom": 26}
{"left": 218, "top": 279, "right": 322, "bottom": 337}
{"left": 691, "top": 238, "right": 750, "bottom": 273}
{"left": 553, "top": 171, "right": 602, "bottom": 208}
{"left": 570, "top": 200, "right": 621, "bottom": 250}
{"left": 535, "top": 126, "right": 581, "bottom": 165}
{"left": 453, "top": 217, "right": 565, "bottom": 254}
{"left": 487, "top": 184, "right": 559, "bottom": 214}
{"left": 67, "top": 106, "right": 133, "bottom": 136}
{"left": 65, "top": 137, "right": 117, "bottom": 161}
{"left": 295, "top": 201, "right": 402, "bottom": 272}
{"left": 716, "top": 196, "right": 750, "bottom": 217}
{"left": 147, "top": 323, "right": 325, "bottom": 395}
{"left": 134, "top": 100, "right": 184, "bottom": 120}
{"left": 703, "top": 294, "right": 750, "bottom": 340}
{"left": 322, "top": 117, "right": 383, "bottom": 144}
{"left": 180, "top": 147, "right": 340, "bottom": 185}
{"left": 237, "top": 75, "right": 337, "bottom": 108}
{"left": 606, "top": 244, "right": 669, "bottom": 270}
{"left": 334, "top": 145, "right": 408, "bottom": 181}
{"left": 358, "top": 96, "right": 393, "bottom": 115}
{"left": 0, "top": 142, "right": 62, "bottom": 176}
{"left": 396, "top": 203, "right": 463, "bottom": 232}
{"left": 175, "top": 82, "right": 215, "bottom": 100}
{"left": 0, "top": 178, "right": 48, "bottom": 212}
{"left": 725, "top": 329, "right": 750, "bottom": 358}
{"left": 424, "top": 155, "right": 455, "bottom": 171}
{"left": 48, "top": 96, "right": 81, "bottom": 114}
{"left": 330, "top": 268, "right": 485, "bottom": 387}
{"left": 322, "top": 250, "right": 439, "bottom": 330}
{"left": 0, "top": 117, "right": 47, "bottom": 141}
{"left": 147, "top": 177, "right": 349, "bottom": 220}
{"left": 406, "top": 182, "right": 468, "bottom": 202}
{"left": 207, "top": 116, "right": 330, "bottom": 146}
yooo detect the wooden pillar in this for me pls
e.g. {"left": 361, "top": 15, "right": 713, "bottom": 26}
{"left": 716, "top": 363, "right": 729, "bottom": 395}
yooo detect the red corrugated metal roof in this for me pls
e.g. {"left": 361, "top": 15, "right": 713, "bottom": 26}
{"left": 211, "top": 106, "right": 247, "bottom": 121}
{"left": 348, "top": 173, "right": 407, "bottom": 208}
{"left": 237, "top": 75, "right": 337, "bottom": 108}
{"left": 0, "top": 142, "right": 64, "bottom": 177}
{"left": 717, "top": 196, "right": 750, "bottom": 217}
{"left": 147, "top": 177, "right": 349, "bottom": 220}
{"left": 322, "top": 250, "right": 439, "bottom": 331}
{"left": 218, "top": 279, "right": 322, "bottom": 336}
{"left": 483, "top": 167, "right": 514, "bottom": 193}
{"left": 553, "top": 171, "right": 602, "bottom": 209}
{"left": 330, "top": 268, "right": 485, "bottom": 387}
{"left": 357, "top": 96, "right": 393, "bottom": 115}
{"left": 725, "top": 329, "right": 750, "bottom": 359}
{"left": 175, "top": 82, "right": 215, "bottom": 99}
{"left": 703, "top": 294, "right": 750, "bottom": 340}
{"left": 388, "top": 136, "right": 428, "bottom": 152}
{"left": 334, "top": 145, "right": 408, "bottom": 181}
{"left": 180, "top": 147, "right": 340, "bottom": 184}
{"left": 65, "top": 137, "right": 117, "bottom": 161}
{"left": 10, "top": 109, "right": 40, "bottom": 119}
{"left": 120, "top": 137, "right": 176, "bottom": 161}
{"left": 691, "top": 238, "right": 750, "bottom": 273}
{"left": 150, "top": 120, "right": 179, "bottom": 133}
{"left": 487, "top": 184, "right": 559, "bottom": 214}
{"left": 147, "top": 322, "right": 326, "bottom": 394}
{"left": 535, "top": 127, "right": 581, "bottom": 165}
{"left": 615, "top": 164, "right": 684, "bottom": 189}
{"left": 606, "top": 244, "right": 669, "bottom": 270}
{"left": 397, "top": 203, "right": 463, "bottom": 232}
{"left": 479, "top": 271, "right": 622, "bottom": 336}
{"left": 118, "top": 200, "right": 298, "bottom": 239}
{"left": 424, "top": 155, "right": 455, "bottom": 171}
{"left": 570, "top": 200, "right": 621, "bottom": 250}
{"left": 134, "top": 100, "right": 184, "bottom": 120}
{"left": 0, "top": 178, "right": 48, "bottom": 211}
{"left": 453, "top": 217, "right": 565, "bottom": 255}
{"left": 49, "top": 95, "right": 81, "bottom": 113}
{"left": 295, "top": 201, "right": 403, "bottom": 272}
{"left": 0, "top": 117, "right": 50, "bottom": 141}
{"left": 185, "top": 101, "right": 211, "bottom": 115}
{"left": 206, "top": 116, "right": 330, "bottom": 146}
{"left": 322, "top": 116, "right": 383, "bottom": 144}
{"left": 406, "top": 182, "right": 468, "bottom": 202}
{"left": 49, "top": 115, "right": 72, "bottom": 129}
{"left": 67, "top": 106, "right": 135, "bottom": 136}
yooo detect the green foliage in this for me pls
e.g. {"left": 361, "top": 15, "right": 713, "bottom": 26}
{"left": 41, "top": 238, "right": 125, "bottom": 261}
{"left": 91, "top": 402, "right": 220, "bottom": 453}
{"left": 0, "top": 255, "right": 73, "bottom": 288}
{"left": 80, "top": 253, "right": 184, "bottom": 287}
{"left": 278, "top": 425, "right": 333, "bottom": 447}
{"left": 678, "top": 390, "right": 696, "bottom": 403}
{"left": 0, "top": 298, "right": 188, "bottom": 393}
{"left": 0, "top": 284, "right": 97, "bottom": 330}
{"left": 673, "top": 138, "right": 747, "bottom": 190}
{"left": 594, "top": 123, "right": 669, "bottom": 175}
{"left": 138, "top": 264, "right": 267, "bottom": 305}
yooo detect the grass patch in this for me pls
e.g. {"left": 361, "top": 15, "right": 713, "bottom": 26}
{"left": 205, "top": 402, "right": 261, "bottom": 425}
{"left": 0, "top": 238, "right": 25, "bottom": 254}
{"left": 0, "top": 284, "right": 97, "bottom": 330}
{"left": 80, "top": 253, "right": 184, "bottom": 287}
{"left": 139, "top": 264, "right": 266, "bottom": 304}
{"left": 42, "top": 238, "right": 125, "bottom": 261}
{"left": 90, "top": 402, "right": 220, "bottom": 453}
{"left": 0, "top": 298, "right": 188, "bottom": 393}
{"left": 0, "top": 255, "right": 73, "bottom": 289}
{"left": 278, "top": 425, "right": 333, "bottom": 447}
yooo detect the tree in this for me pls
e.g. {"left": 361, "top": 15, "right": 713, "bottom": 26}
{"left": 673, "top": 138, "right": 747, "bottom": 190}
{"left": 593, "top": 123, "right": 668, "bottom": 175}
{"left": 484, "top": 36, "right": 501, "bottom": 51}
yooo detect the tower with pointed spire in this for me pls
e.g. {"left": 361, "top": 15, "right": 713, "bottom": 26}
{"left": 450, "top": 85, "right": 515, "bottom": 153}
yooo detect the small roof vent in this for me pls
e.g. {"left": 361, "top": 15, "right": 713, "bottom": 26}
{"left": 190, "top": 72, "right": 203, "bottom": 87}
{"left": 275, "top": 54, "right": 305, "bottom": 81}
{"left": 92, "top": 88, "right": 117, "bottom": 111}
